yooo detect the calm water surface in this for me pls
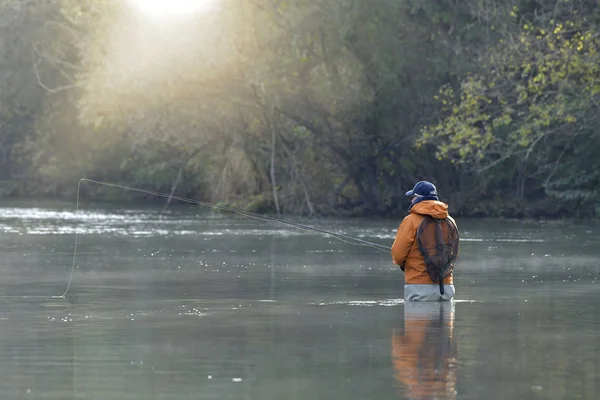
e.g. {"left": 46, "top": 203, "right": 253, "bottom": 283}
{"left": 0, "top": 200, "right": 599, "bottom": 399}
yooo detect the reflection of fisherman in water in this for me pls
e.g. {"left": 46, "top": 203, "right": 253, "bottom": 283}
{"left": 391, "top": 302, "right": 458, "bottom": 400}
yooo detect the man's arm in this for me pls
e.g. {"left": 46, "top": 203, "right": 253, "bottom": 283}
{"left": 391, "top": 216, "right": 415, "bottom": 271}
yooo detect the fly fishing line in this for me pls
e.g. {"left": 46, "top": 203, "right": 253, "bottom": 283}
{"left": 54, "top": 178, "right": 391, "bottom": 298}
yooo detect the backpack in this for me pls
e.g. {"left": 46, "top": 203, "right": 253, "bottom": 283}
{"left": 416, "top": 216, "right": 459, "bottom": 295}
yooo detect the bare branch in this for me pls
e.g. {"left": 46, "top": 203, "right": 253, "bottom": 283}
{"left": 544, "top": 133, "right": 577, "bottom": 188}
{"left": 32, "top": 44, "right": 81, "bottom": 93}
{"left": 279, "top": 134, "right": 315, "bottom": 215}
{"left": 524, "top": 132, "right": 546, "bottom": 162}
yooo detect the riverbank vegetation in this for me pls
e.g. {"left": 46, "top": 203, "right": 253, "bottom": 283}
{"left": 0, "top": 0, "right": 598, "bottom": 218}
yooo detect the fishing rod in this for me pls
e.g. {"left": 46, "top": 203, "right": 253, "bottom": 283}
{"left": 55, "top": 178, "right": 391, "bottom": 298}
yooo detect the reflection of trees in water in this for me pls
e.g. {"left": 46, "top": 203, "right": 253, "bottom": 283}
{"left": 392, "top": 302, "right": 458, "bottom": 400}
{"left": 0, "top": 300, "right": 76, "bottom": 399}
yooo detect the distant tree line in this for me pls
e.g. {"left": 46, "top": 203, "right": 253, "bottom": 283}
{"left": 0, "top": 0, "right": 598, "bottom": 218}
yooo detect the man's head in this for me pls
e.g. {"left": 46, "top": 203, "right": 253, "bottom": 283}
{"left": 405, "top": 181, "right": 439, "bottom": 203}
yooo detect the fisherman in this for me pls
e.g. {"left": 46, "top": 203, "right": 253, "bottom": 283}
{"left": 391, "top": 181, "right": 459, "bottom": 301}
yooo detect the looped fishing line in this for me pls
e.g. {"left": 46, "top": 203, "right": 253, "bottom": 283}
{"left": 54, "top": 178, "right": 390, "bottom": 298}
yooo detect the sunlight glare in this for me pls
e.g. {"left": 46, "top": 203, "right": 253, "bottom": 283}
{"left": 126, "top": 0, "right": 218, "bottom": 21}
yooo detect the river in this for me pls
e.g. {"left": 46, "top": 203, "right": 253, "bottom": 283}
{"left": 0, "top": 200, "right": 598, "bottom": 399}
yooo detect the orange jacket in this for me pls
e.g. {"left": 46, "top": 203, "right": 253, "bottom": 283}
{"left": 391, "top": 200, "right": 457, "bottom": 284}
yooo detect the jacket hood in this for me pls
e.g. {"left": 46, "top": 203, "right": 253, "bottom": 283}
{"left": 409, "top": 200, "right": 449, "bottom": 219}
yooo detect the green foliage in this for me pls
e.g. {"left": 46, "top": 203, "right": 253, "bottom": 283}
{"left": 421, "top": 4, "right": 600, "bottom": 213}
{"left": 0, "top": 0, "right": 599, "bottom": 217}
{"left": 422, "top": 15, "right": 600, "bottom": 161}
{"left": 543, "top": 135, "right": 600, "bottom": 215}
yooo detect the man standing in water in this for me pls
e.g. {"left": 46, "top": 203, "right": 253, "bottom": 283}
{"left": 391, "top": 181, "right": 459, "bottom": 301}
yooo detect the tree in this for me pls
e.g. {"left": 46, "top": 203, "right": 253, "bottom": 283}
{"left": 420, "top": 4, "right": 600, "bottom": 214}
